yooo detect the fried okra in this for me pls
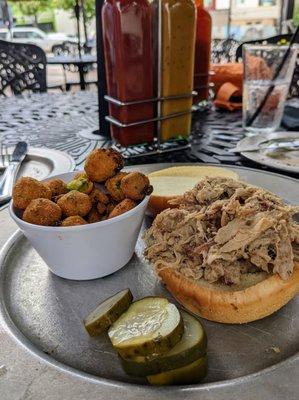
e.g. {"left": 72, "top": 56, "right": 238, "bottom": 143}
{"left": 66, "top": 173, "right": 93, "bottom": 194}
{"left": 23, "top": 198, "right": 62, "bottom": 226}
{"left": 108, "top": 199, "right": 136, "bottom": 219}
{"left": 45, "top": 179, "right": 68, "bottom": 197}
{"left": 120, "top": 172, "right": 152, "bottom": 201}
{"left": 61, "top": 216, "right": 87, "bottom": 227}
{"left": 52, "top": 194, "right": 65, "bottom": 203}
{"left": 89, "top": 187, "right": 109, "bottom": 205}
{"left": 57, "top": 190, "right": 92, "bottom": 217}
{"left": 86, "top": 207, "right": 103, "bottom": 223}
{"left": 13, "top": 177, "right": 52, "bottom": 209}
{"left": 106, "top": 201, "right": 117, "bottom": 215}
{"left": 73, "top": 172, "right": 88, "bottom": 180}
{"left": 84, "top": 148, "right": 124, "bottom": 183}
{"left": 105, "top": 172, "right": 128, "bottom": 202}
{"left": 96, "top": 202, "right": 106, "bottom": 215}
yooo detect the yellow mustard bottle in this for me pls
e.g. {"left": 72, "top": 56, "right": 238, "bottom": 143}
{"left": 160, "top": 0, "right": 196, "bottom": 142}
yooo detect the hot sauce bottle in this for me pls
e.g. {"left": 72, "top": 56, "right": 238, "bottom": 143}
{"left": 193, "top": 0, "right": 211, "bottom": 104}
{"left": 160, "top": 0, "right": 196, "bottom": 142}
{"left": 101, "top": 0, "right": 154, "bottom": 146}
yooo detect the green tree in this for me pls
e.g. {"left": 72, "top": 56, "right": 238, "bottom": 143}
{"left": 294, "top": 0, "right": 299, "bottom": 26}
{"left": 12, "top": 0, "right": 49, "bottom": 26}
{"left": 53, "top": 0, "right": 95, "bottom": 21}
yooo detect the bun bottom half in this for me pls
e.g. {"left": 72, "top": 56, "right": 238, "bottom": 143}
{"left": 147, "top": 195, "right": 177, "bottom": 216}
{"left": 158, "top": 263, "right": 299, "bottom": 324}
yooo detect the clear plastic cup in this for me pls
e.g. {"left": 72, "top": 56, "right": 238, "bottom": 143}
{"left": 242, "top": 44, "right": 298, "bottom": 136}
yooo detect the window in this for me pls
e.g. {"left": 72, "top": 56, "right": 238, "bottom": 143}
{"left": 259, "top": 0, "right": 277, "bottom": 5}
{"left": 12, "top": 31, "right": 43, "bottom": 39}
{"left": 13, "top": 31, "right": 30, "bottom": 39}
{"left": 235, "top": 0, "right": 276, "bottom": 7}
{"left": 29, "top": 32, "right": 43, "bottom": 39}
{"left": 236, "top": 0, "right": 259, "bottom": 7}
{"left": 204, "top": 0, "right": 214, "bottom": 9}
{"left": 215, "top": 0, "right": 230, "bottom": 9}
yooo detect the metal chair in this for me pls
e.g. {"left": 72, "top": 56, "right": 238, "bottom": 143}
{"left": 235, "top": 34, "right": 293, "bottom": 60}
{"left": 212, "top": 38, "right": 240, "bottom": 64}
{"left": 0, "top": 39, "right": 47, "bottom": 96}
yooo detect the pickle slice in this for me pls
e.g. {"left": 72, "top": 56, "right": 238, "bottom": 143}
{"left": 147, "top": 356, "right": 207, "bottom": 386}
{"left": 108, "top": 297, "right": 183, "bottom": 358}
{"left": 120, "top": 311, "right": 207, "bottom": 376}
{"left": 84, "top": 289, "right": 133, "bottom": 336}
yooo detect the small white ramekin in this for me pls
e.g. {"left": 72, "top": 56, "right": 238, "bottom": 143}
{"left": 10, "top": 171, "right": 149, "bottom": 280}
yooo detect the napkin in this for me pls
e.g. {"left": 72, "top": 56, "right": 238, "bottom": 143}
{"left": 211, "top": 62, "right": 243, "bottom": 111}
{"left": 213, "top": 82, "right": 242, "bottom": 111}
{"left": 211, "top": 58, "right": 271, "bottom": 111}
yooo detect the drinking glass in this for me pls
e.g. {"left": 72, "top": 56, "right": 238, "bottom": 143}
{"left": 242, "top": 44, "right": 298, "bottom": 136}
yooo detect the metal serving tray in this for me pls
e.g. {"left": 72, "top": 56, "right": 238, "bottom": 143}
{"left": 0, "top": 164, "right": 298, "bottom": 400}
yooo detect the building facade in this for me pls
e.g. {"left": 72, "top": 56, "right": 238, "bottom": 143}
{"left": 205, "top": 0, "right": 281, "bottom": 39}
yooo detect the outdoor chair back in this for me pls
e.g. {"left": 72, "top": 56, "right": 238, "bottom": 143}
{"left": 0, "top": 39, "right": 47, "bottom": 96}
{"left": 235, "top": 34, "right": 294, "bottom": 60}
{"left": 212, "top": 38, "right": 240, "bottom": 64}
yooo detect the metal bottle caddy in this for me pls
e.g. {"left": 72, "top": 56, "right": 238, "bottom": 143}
{"left": 192, "top": 71, "right": 215, "bottom": 111}
{"left": 103, "top": 0, "right": 198, "bottom": 159}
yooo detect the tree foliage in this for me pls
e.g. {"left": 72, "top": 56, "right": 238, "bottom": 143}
{"left": 9, "top": 0, "right": 96, "bottom": 21}
{"left": 53, "top": 0, "right": 96, "bottom": 21}
{"left": 12, "top": 0, "right": 49, "bottom": 17}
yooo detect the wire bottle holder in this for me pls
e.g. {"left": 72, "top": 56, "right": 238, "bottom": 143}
{"left": 105, "top": 91, "right": 199, "bottom": 158}
{"left": 103, "top": 0, "right": 214, "bottom": 159}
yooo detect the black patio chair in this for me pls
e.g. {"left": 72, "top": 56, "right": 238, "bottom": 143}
{"left": 235, "top": 34, "right": 293, "bottom": 60}
{"left": 235, "top": 34, "right": 299, "bottom": 97}
{"left": 0, "top": 39, "right": 47, "bottom": 96}
{"left": 212, "top": 38, "right": 240, "bottom": 64}
{"left": 51, "top": 41, "right": 96, "bottom": 91}
{"left": 0, "top": 39, "right": 63, "bottom": 96}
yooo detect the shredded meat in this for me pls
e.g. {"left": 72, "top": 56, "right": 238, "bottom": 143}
{"left": 144, "top": 177, "right": 299, "bottom": 285}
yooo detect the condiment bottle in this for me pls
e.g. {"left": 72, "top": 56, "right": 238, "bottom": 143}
{"left": 193, "top": 0, "right": 211, "bottom": 104}
{"left": 160, "top": 0, "right": 196, "bottom": 142}
{"left": 101, "top": 0, "right": 154, "bottom": 146}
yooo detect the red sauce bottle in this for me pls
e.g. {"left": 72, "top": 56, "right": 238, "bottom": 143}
{"left": 193, "top": 0, "right": 212, "bottom": 104}
{"left": 102, "top": 0, "right": 154, "bottom": 146}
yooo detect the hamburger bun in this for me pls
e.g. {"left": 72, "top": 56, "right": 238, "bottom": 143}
{"left": 148, "top": 166, "right": 239, "bottom": 216}
{"left": 158, "top": 263, "right": 299, "bottom": 324}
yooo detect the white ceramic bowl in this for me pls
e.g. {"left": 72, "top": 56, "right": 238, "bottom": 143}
{"left": 10, "top": 172, "right": 149, "bottom": 280}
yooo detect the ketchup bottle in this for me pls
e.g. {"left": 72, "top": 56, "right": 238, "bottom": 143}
{"left": 102, "top": 0, "right": 154, "bottom": 146}
{"left": 193, "top": 0, "right": 212, "bottom": 104}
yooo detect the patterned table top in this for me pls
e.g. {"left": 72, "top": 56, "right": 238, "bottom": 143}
{"left": 0, "top": 91, "right": 297, "bottom": 178}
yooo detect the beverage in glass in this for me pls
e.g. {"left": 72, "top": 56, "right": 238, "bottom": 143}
{"left": 242, "top": 44, "right": 298, "bottom": 135}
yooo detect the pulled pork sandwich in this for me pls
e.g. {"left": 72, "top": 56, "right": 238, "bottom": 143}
{"left": 144, "top": 177, "right": 299, "bottom": 324}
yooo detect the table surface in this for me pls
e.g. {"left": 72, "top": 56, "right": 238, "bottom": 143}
{"left": 47, "top": 55, "right": 97, "bottom": 65}
{"left": 0, "top": 92, "right": 298, "bottom": 400}
{"left": 1, "top": 91, "right": 298, "bottom": 177}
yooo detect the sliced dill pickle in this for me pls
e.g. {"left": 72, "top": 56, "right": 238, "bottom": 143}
{"left": 84, "top": 289, "right": 133, "bottom": 336}
{"left": 108, "top": 297, "right": 183, "bottom": 358}
{"left": 146, "top": 356, "right": 207, "bottom": 385}
{"left": 120, "top": 311, "right": 207, "bottom": 376}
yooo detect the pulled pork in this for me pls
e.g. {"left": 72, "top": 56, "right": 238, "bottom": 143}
{"left": 144, "top": 177, "right": 299, "bottom": 285}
